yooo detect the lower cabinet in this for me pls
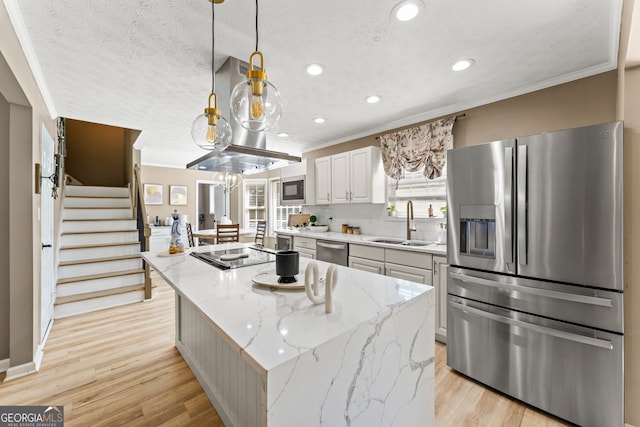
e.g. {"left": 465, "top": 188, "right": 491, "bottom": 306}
{"left": 149, "top": 227, "right": 171, "bottom": 252}
{"left": 348, "top": 256, "right": 385, "bottom": 274}
{"left": 149, "top": 225, "right": 188, "bottom": 252}
{"left": 385, "top": 262, "right": 432, "bottom": 285}
{"left": 294, "top": 236, "right": 316, "bottom": 259}
{"left": 349, "top": 244, "right": 385, "bottom": 275}
{"left": 297, "top": 247, "right": 316, "bottom": 259}
{"left": 432, "top": 255, "right": 448, "bottom": 343}
{"left": 349, "top": 244, "right": 447, "bottom": 342}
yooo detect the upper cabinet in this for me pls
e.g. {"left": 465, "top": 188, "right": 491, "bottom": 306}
{"left": 324, "top": 146, "right": 385, "bottom": 205}
{"left": 314, "top": 156, "right": 332, "bottom": 205}
{"left": 331, "top": 152, "right": 351, "bottom": 203}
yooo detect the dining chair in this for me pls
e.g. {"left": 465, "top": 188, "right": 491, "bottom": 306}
{"left": 186, "top": 223, "right": 195, "bottom": 247}
{"left": 254, "top": 221, "right": 267, "bottom": 247}
{"left": 216, "top": 224, "right": 240, "bottom": 244}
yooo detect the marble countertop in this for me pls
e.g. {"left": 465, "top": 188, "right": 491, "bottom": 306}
{"left": 142, "top": 242, "right": 432, "bottom": 373}
{"left": 275, "top": 229, "right": 447, "bottom": 256}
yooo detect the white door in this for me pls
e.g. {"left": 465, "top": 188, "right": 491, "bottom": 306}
{"left": 40, "top": 124, "right": 55, "bottom": 341}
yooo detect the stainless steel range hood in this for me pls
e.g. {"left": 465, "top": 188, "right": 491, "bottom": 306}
{"left": 187, "top": 57, "right": 301, "bottom": 174}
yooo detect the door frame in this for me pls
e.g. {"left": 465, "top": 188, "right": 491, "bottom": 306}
{"left": 40, "top": 123, "right": 55, "bottom": 345}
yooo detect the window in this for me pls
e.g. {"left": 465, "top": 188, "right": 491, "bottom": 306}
{"left": 270, "top": 179, "right": 302, "bottom": 234}
{"left": 243, "top": 179, "right": 266, "bottom": 231}
{"left": 387, "top": 170, "right": 447, "bottom": 218}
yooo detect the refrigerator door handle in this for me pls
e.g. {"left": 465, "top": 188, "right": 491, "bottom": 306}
{"left": 450, "top": 301, "right": 614, "bottom": 350}
{"left": 504, "top": 147, "right": 513, "bottom": 265}
{"left": 450, "top": 272, "right": 613, "bottom": 307}
{"left": 517, "top": 144, "right": 528, "bottom": 265}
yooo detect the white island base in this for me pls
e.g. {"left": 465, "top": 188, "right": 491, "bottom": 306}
{"left": 145, "top": 244, "right": 434, "bottom": 427}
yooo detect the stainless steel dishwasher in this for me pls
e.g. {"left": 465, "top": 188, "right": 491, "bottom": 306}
{"left": 316, "top": 239, "right": 349, "bottom": 266}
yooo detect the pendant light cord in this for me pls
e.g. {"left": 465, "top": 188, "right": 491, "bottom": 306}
{"left": 255, "top": 0, "right": 259, "bottom": 52}
{"left": 211, "top": 0, "right": 216, "bottom": 93}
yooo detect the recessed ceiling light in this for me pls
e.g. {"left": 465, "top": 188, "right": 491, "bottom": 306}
{"left": 277, "top": 132, "right": 289, "bottom": 138}
{"left": 451, "top": 58, "right": 475, "bottom": 71}
{"left": 366, "top": 95, "right": 382, "bottom": 104}
{"left": 314, "top": 117, "right": 326, "bottom": 124}
{"left": 391, "top": 0, "right": 424, "bottom": 22}
{"left": 304, "top": 64, "right": 324, "bottom": 76}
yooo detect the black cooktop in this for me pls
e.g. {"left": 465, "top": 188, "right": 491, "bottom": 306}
{"left": 190, "top": 246, "right": 276, "bottom": 270}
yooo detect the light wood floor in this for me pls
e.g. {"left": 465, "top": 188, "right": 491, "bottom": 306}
{"left": 0, "top": 272, "right": 570, "bottom": 426}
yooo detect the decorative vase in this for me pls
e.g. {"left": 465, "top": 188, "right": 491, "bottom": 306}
{"left": 170, "top": 210, "right": 183, "bottom": 253}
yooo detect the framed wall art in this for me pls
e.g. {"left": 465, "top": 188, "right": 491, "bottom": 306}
{"left": 170, "top": 185, "right": 188, "bottom": 206}
{"left": 143, "top": 183, "right": 163, "bottom": 205}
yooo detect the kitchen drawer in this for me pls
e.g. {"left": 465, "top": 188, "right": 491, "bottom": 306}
{"left": 150, "top": 226, "right": 171, "bottom": 236}
{"left": 385, "top": 262, "right": 432, "bottom": 285}
{"left": 349, "top": 244, "right": 384, "bottom": 261}
{"left": 349, "top": 256, "right": 385, "bottom": 275}
{"left": 385, "top": 248, "right": 432, "bottom": 269}
{"left": 297, "top": 247, "right": 316, "bottom": 259}
{"left": 294, "top": 236, "right": 316, "bottom": 250}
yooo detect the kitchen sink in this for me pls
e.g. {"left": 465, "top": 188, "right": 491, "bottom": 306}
{"left": 370, "top": 238, "right": 435, "bottom": 247}
{"left": 401, "top": 241, "right": 431, "bottom": 247}
{"left": 370, "top": 239, "right": 406, "bottom": 245}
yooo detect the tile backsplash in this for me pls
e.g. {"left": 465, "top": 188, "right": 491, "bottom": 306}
{"left": 303, "top": 203, "right": 447, "bottom": 242}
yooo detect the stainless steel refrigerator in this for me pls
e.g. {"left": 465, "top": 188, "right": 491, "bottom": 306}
{"left": 446, "top": 121, "right": 623, "bottom": 427}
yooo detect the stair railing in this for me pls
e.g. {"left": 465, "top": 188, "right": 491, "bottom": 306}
{"left": 133, "top": 165, "right": 152, "bottom": 299}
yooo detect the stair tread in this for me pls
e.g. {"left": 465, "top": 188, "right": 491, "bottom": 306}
{"left": 61, "top": 229, "right": 138, "bottom": 235}
{"left": 59, "top": 254, "right": 141, "bottom": 267}
{"left": 56, "top": 269, "right": 144, "bottom": 285}
{"left": 60, "top": 241, "right": 141, "bottom": 250}
{"left": 63, "top": 218, "right": 137, "bottom": 222}
{"left": 65, "top": 195, "right": 129, "bottom": 199}
{"left": 55, "top": 284, "right": 145, "bottom": 305}
{"left": 63, "top": 206, "right": 131, "bottom": 210}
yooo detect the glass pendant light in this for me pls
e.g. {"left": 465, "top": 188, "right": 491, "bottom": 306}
{"left": 230, "top": 0, "right": 282, "bottom": 131}
{"left": 192, "top": 0, "right": 232, "bottom": 150}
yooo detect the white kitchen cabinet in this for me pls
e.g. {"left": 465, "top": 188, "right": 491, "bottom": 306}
{"left": 330, "top": 146, "right": 385, "bottom": 204}
{"left": 297, "top": 247, "right": 316, "bottom": 259}
{"left": 349, "top": 256, "right": 385, "bottom": 274}
{"left": 350, "top": 147, "right": 380, "bottom": 203}
{"left": 331, "top": 152, "right": 350, "bottom": 204}
{"left": 149, "top": 225, "right": 188, "bottom": 253}
{"left": 348, "top": 244, "right": 385, "bottom": 274}
{"left": 314, "top": 156, "right": 332, "bottom": 205}
{"left": 293, "top": 236, "right": 316, "bottom": 259}
{"left": 385, "top": 262, "right": 433, "bottom": 285}
{"left": 433, "top": 255, "right": 448, "bottom": 343}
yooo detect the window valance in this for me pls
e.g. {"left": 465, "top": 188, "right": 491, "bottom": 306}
{"left": 380, "top": 116, "right": 456, "bottom": 180}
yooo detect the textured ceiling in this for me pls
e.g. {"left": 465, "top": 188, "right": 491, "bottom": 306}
{"left": 6, "top": 0, "right": 622, "bottom": 168}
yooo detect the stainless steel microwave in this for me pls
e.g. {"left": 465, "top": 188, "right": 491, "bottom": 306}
{"left": 281, "top": 175, "right": 306, "bottom": 205}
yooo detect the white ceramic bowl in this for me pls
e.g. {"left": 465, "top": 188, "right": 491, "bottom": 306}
{"left": 306, "top": 225, "right": 329, "bottom": 232}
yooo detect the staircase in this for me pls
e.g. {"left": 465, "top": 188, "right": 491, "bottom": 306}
{"left": 55, "top": 185, "right": 146, "bottom": 318}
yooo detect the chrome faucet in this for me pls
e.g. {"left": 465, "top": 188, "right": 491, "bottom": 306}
{"left": 407, "top": 200, "right": 416, "bottom": 240}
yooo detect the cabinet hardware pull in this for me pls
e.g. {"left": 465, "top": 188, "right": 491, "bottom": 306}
{"left": 450, "top": 301, "right": 613, "bottom": 350}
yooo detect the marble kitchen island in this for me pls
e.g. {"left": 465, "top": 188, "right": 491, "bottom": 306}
{"left": 142, "top": 243, "right": 435, "bottom": 427}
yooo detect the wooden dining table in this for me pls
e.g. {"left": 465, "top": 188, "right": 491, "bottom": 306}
{"left": 191, "top": 228, "right": 254, "bottom": 245}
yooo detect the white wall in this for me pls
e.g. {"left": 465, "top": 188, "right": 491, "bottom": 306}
{"left": 1, "top": 2, "right": 56, "bottom": 373}
{"left": 303, "top": 203, "right": 444, "bottom": 241}
{"left": 0, "top": 93, "right": 9, "bottom": 362}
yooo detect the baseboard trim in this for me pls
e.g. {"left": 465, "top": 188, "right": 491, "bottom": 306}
{"left": 0, "top": 358, "right": 9, "bottom": 373}
{"left": 4, "top": 360, "right": 37, "bottom": 381}
{"left": 33, "top": 342, "right": 45, "bottom": 372}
